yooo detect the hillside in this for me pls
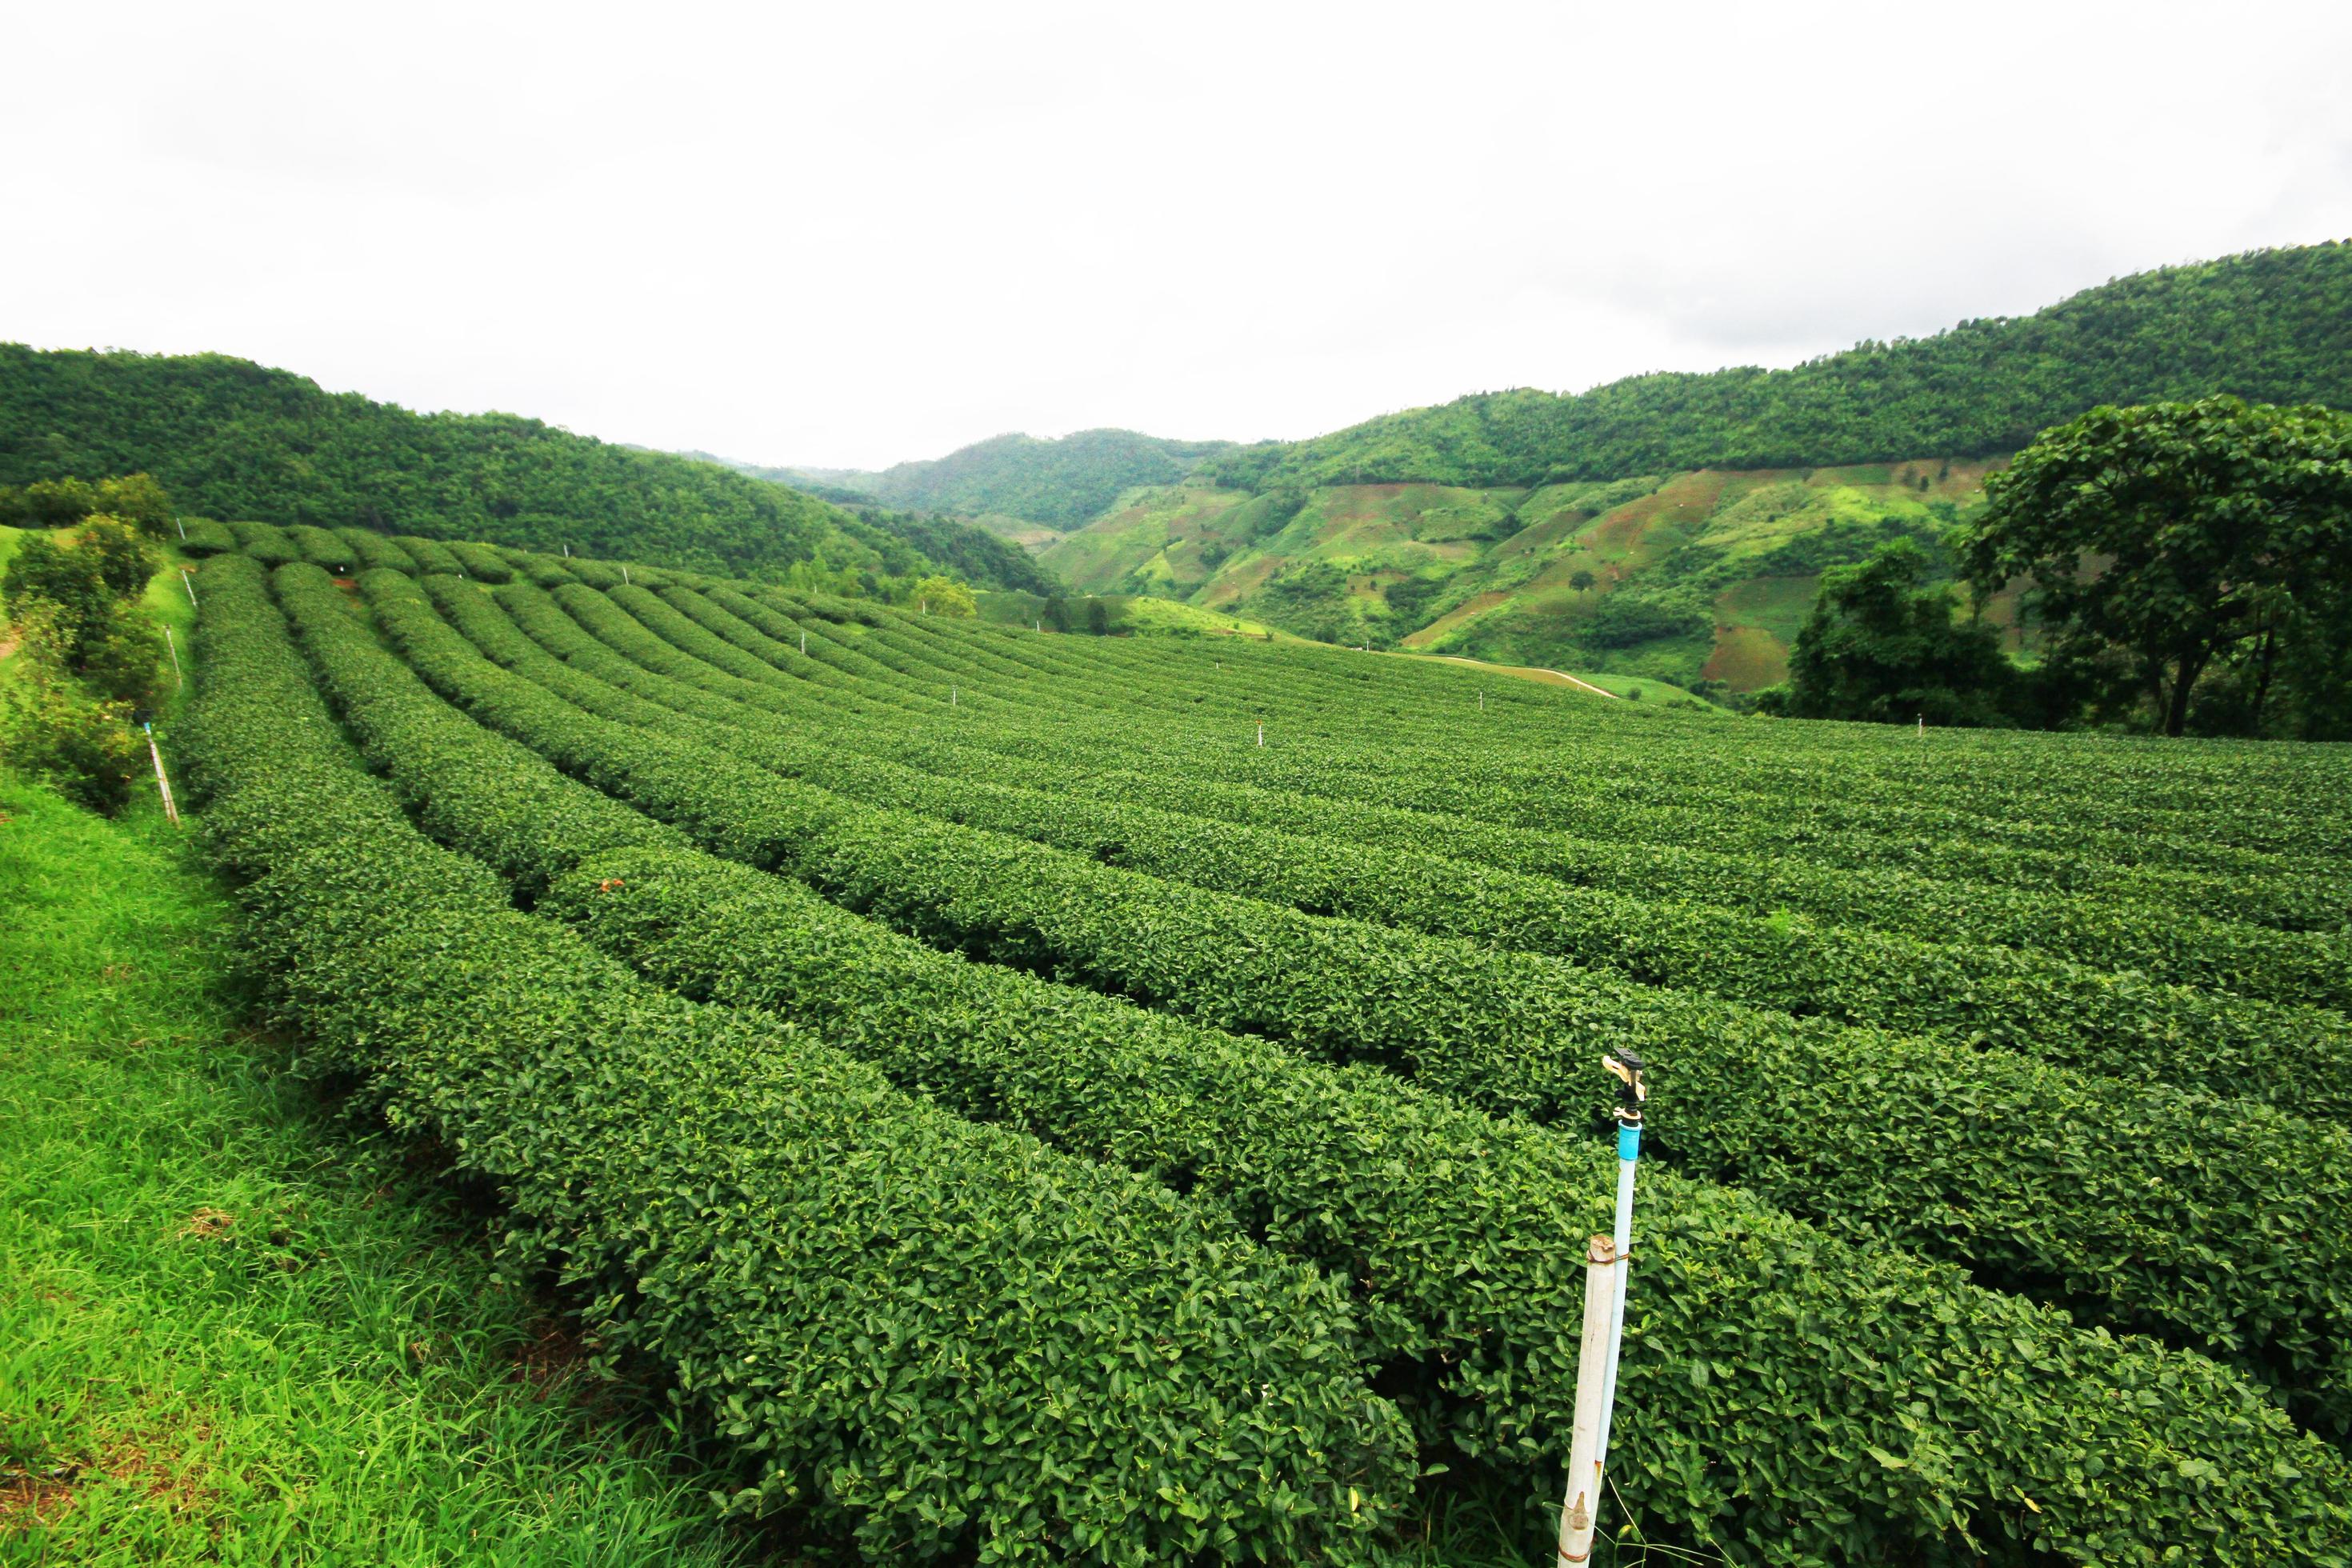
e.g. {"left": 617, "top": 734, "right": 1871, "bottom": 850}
{"left": 767, "top": 428, "right": 1235, "bottom": 531}
{"left": 1040, "top": 462, "right": 2009, "bottom": 691}
{"left": 1202, "top": 242, "right": 2352, "bottom": 490}
{"left": 0, "top": 347, "right": 1039, "bottom": 591}
{"left": 1042, "top": 242, "right": 2352, "bottom": 690}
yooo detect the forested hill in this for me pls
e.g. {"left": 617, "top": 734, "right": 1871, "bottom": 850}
{"left": 0, "top": 346, "right": 1044, "bottom": 590}
{"left": 1204, "top": 242, "right": 2352, "bottom": 492}
{"left": 769, "top": 429, "right": 1237, "bottom": 528}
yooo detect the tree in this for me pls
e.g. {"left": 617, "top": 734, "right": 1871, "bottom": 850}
{"left": 3, "top": 522, "right": 160, "bottom": 685}
{"left": 1963, "top": 398, "right": 2352, "bottom": 736}
{"left": 97, "top": 473, "right": 175, "bottom": 538}
{"left": 1568, "top": 570, "right": 1598, "bottom": 592}
{"left": 910, "top": 574, "right": 977, "bottom": 617}
{"left": 1770, "top": 537, "right": 2012, "bottom": 725}
{"left": 20, "top": 476, "right": 100, "bottom": 528}
{"left": 0, "top": 600, "right": 147, "bottom": 813}
{"left": 76, "top": 517, "right": 160, "bottom": 600}
{"left": 4, "top": 533, "right": 114, "bottom": 650}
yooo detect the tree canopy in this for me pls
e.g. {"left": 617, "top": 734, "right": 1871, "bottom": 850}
{"left": 1766, "top": 538, "right": 2012, "bottom": 726}
{"left": 0, "top": 348, "right": 1045, "bottom": 591}
{"left": 1962, "top": 398, "right": 2352, "bottom": 737}
{"left": 1205, "top": 243, "right": 2352, "bottom": 492}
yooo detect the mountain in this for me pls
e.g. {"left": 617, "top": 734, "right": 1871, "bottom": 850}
{"left": 665, "top": 448, "right": 1058, "bottom": 594}
{"left": 771, "top": 429, "right": 1237, "bottom": 531}
{"left": 0, "top": 348, "right": 1040, "bottom": 591}
{"left": 1044, "top": 242, "right": 2352, "bottom": 690}
{"left": 1042, "top": 462, "right": 2010, "bottom": 693}
{"left": 1203, "top": 242, "right": 2352, "bottom": 491}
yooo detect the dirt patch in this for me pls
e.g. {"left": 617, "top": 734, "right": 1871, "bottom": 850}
{"left": 0, "top": 1466, "right": 80, "bottom": 1530}
{"left": 2, "top": 1422, "right": 225, "bottom": 1534}
{"left": 177, "top": 1206, "right": 236, "bottom": 1241}
{"left": 514, "top": 1317, "right": 597, "bottom": 1395}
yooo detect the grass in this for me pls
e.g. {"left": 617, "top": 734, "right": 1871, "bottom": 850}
{"left": 1561, "top": 670, "right": 1727, "bottom": 710}
{"left": 0, "top": 527, "right": 26, "bottom": 697}
{"left": 1110, "top": 594, "right": 1300, "bottom": 640}
{"left": 0, "top": 776, "right": 750, "bottom": 1566}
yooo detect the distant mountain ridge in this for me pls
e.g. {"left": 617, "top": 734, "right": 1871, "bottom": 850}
{"left": 759, "top": 429, "right": 1238, "bottom": 530}
{"left": 1034, "top": 241, "right": 2352, "bottom": 693}
{"left": 0, "top": 348, "right": 1039, "bottom": 591}
{"left": 1203, "top": 242, "right": 2352, "bottom": 492}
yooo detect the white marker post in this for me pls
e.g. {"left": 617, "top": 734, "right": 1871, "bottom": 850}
{"left": 1255, "top": 718, "right": 1264, "bottom": 748}
{"left": 1479, "top": 690, "right": 1485, "bottom": 713}
{"left": 1557, "top": 1046, "right": 1647, "bottom": 1562}
{"left": 1555, "top": 1234, "right": 1618, "bottom": 1566}
{"left": 950, "top": 683, "right": 958, "bottom": 710}
{"left": 621, "top": 564, "right": 631, "bottom": 585}
{"left": 800, "top": 630, "right": 807, "bottom": 655}
{"left": 1595, "top": 1048, "right": 1646, "bottom": 1469}
{"left": 144, "top": 723, "right": 181, "bottom": 827}
{"left": 164, "top": 626, "right": 182, "bottom": 686}
{"left": 175, "top": 515, "right": 186, "bottom": 541}
{"left": 180, "top": 568, "right": 197, "bottom": 608}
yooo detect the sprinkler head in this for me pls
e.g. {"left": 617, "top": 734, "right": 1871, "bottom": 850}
{"left": 1602, "top": 1046, "right": 1647, "bottom": 1117}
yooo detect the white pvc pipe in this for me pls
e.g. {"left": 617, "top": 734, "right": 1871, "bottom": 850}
{"left": 1556, "top": 1234, "right": 1618, "bottom": 1565}
{"left": 146, "top": 730, "right": 180, "bottom": 827}
{"left": 1596, "top": 1119, "right": 1640, "bottom": 1467}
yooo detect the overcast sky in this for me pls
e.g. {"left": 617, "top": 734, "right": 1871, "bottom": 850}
{"left": 7, "top": 2, "right": 2349, "bottom": 470}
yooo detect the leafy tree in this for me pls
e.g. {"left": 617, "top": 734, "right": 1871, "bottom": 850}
{"left": 1962, "top": 398, "right": 2352, "bottom": 736}
{"left": 1578, "top": 591, "right": 1709, "bottom": 650}
{"left": 96, "top": 472, "right": 174, "bottom": 538}
{"left": 76, "top": 517, "right": 159, "bottom": 600}
{"left": 1769, "top": 538, "right": 2011, "bottom": 725}
{"left": 0, "top": 601, "right": 146, "bottom": 813}
{"left": 3, "top": 520, "right": 161, "bottom": 692}
{"left": 1383, "top": 574, "right": 1446, "bottom": 626}
{"left": 19, "top": 476, "right": 100, "bottom": 527}
{"left": 4, "top": 533, "right": 114, "bottom": 649}
{"left": 911, "top": 574, "right": 977, "bottom": 617}
{"left": 1568, "top": 569, "right": 1598, "bottom": 591}
{"left": 74, "top": 607, "right": 166, "bottom": 704}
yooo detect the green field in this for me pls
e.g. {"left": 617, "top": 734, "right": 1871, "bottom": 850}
{"left": 54, "top": 526, "right": 2342, "bottom": 1566}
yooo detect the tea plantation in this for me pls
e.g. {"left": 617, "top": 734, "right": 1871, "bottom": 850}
{"left": 162, "top": 529, "right": 2352, "bottom": 1565}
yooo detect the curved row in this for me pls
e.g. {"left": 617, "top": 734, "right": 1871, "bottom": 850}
{"left": 186, "top": 558, "right": 1419, "bottom": 1565}
{"left": 390, "top": 567, "right": 2352, "bottom": 1434}
{"left": 302, "top": 562, "right": 2352, "bottom": 1565}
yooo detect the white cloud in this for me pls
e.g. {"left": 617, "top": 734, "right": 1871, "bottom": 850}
{"left": 5, "top": 0, "right": 2347, "bottom": 468}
